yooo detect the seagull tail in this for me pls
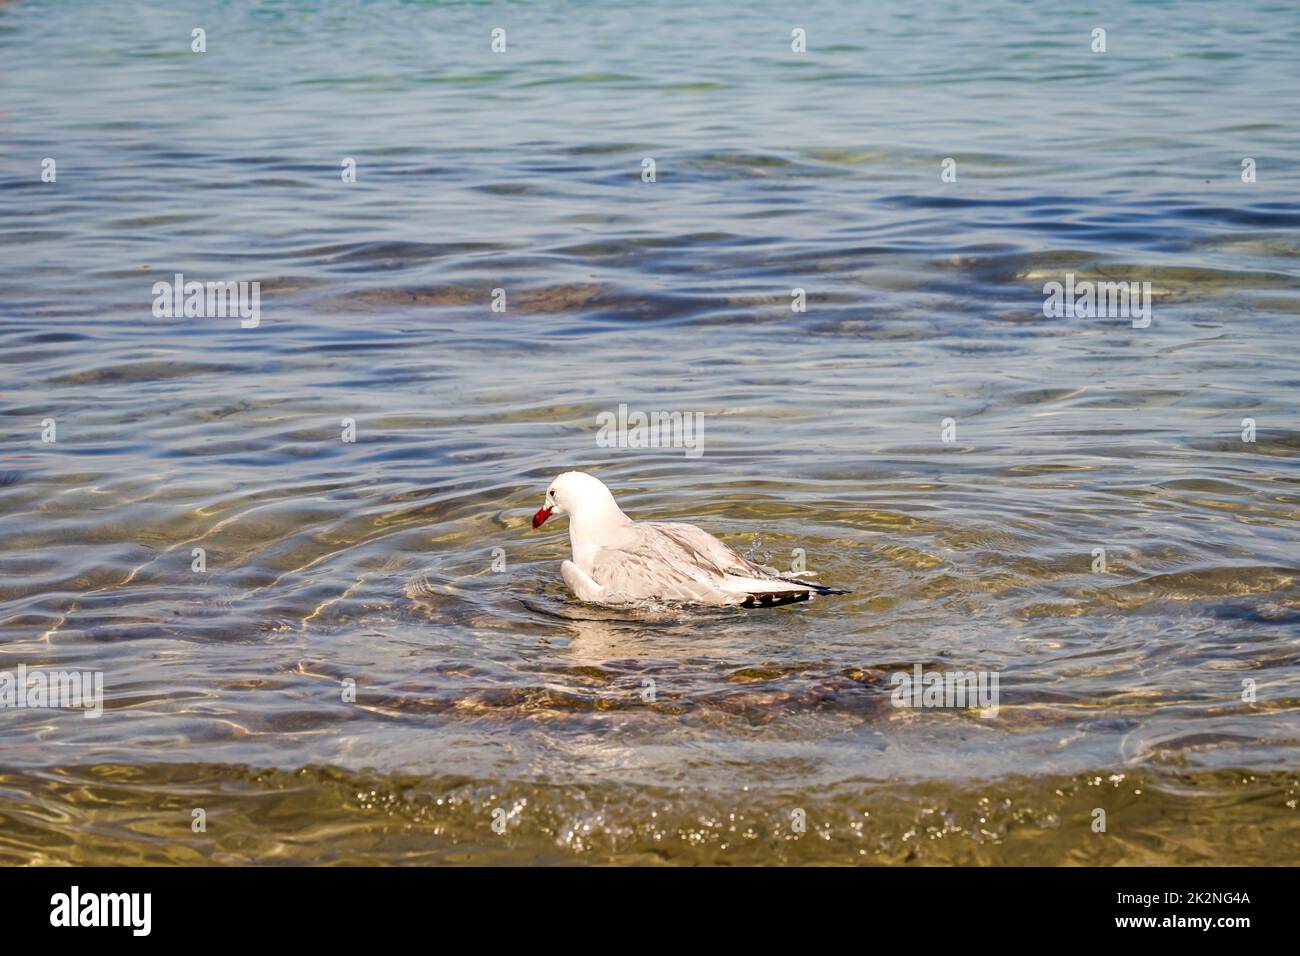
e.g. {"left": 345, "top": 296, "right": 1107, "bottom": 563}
{"left": 773, "top": 575, "right": 849, "bottom": 596}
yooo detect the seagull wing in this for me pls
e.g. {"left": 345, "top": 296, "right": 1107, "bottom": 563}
{"left": 588, "top": 521, "right": 825, "bottom": 606}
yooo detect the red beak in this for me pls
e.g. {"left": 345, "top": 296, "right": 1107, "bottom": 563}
{"left": 531, "top": 505, "right": 553, "bottom": 529}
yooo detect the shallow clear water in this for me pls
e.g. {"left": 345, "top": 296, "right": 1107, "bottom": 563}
{"left": 1, "top": 0, "right": 1298, "bottom": 864}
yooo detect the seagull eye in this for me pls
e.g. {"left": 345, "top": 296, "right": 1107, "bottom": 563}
{"left": 548, "top": 489, "right": 555, "bottom": 496}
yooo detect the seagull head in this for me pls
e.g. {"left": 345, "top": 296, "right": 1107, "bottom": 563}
{"left": 532, "top": 471, "right": 620, "bottom": 530}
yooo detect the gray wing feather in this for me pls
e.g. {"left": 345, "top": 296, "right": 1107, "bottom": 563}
{"left": 589, "top": 522, "right": 781, "bottom": 605}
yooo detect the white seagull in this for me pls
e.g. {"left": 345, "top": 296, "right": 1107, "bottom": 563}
{"left": 531, "top": 471, "right": 848, "bottom": 607}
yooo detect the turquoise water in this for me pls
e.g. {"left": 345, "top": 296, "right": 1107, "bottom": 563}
{"left": 1, "top": 0, "right": 1298, "bottom": 864}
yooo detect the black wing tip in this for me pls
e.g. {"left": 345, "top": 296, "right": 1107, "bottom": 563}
{"left": 771, "top": 575, "right": 849, "bottom": 596}
{"left": 742, "top": 591, "right": 812, "bottom": 608}
{"left": 741, "top": 585, "right": 850, "bottom": 608}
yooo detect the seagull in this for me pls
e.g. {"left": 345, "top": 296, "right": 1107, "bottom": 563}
{"left": 530, "top": 471, "right": 848, "bottom": 607}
